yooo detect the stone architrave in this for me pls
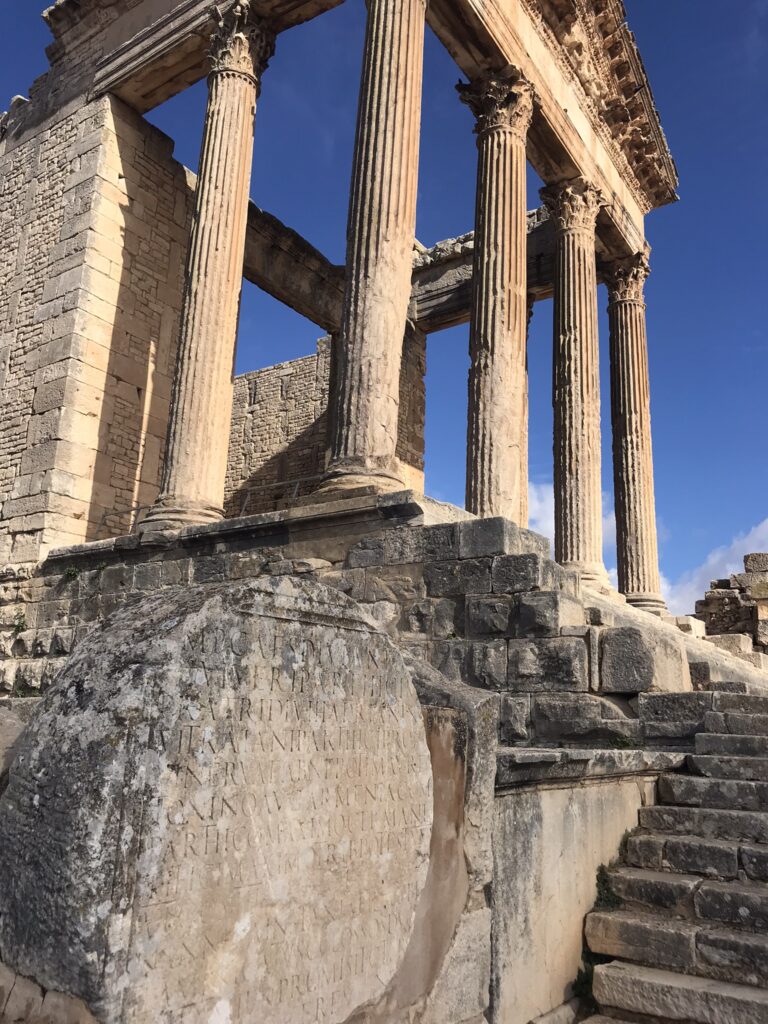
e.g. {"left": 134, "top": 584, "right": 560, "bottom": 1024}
{"left": 459, "top": 69, "right": 534, "bottom": 526}
{"left": 541, "top": 178, "right": 611, "bottom": 590}
{"left": 0, "top": 578, "right": 433, "bottom": 1024}
{"left": 140, "top": 5, "right": 275, "bottom": 532}
{"left": 605, "top": 250, "right": 666, "bottom": 613}
{"left": 322, "top": 0, "right": 427, "bottom": 495}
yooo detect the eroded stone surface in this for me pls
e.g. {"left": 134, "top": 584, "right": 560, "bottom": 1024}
{"left": 0, "top": 577, "right": 433, "bottom": 1024}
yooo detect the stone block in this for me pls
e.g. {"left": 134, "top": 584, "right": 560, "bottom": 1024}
{"left": 625, "top": 833, "right": 664, "bottom": 870}
{"left": 467, "top": 641, "right": 508, "bottom": 691}
{"left": 160, "top": 559, "right": 191, "bottom": 587}
{"left": 133, "top": 562, "right": 161, "bottom": 591}
{"left": 531, "top": 694, "right": 641, "bottom": 744}
{"left": 190, "top": 555, "right": 227, "bottom": 583}
{"left": 345, "top": 537, "right": 386, "bottom": 568}
{"left": 499, "top": 695, "right": 531, "bottom": 744}
{"left": 586, "top": 909, "right": 696, "bottom": 971}
{"left": 365, "top": 563, "right": 425, "bottom": 604}
{"left": 402, "top": 598, "right": 463, "bottom": 639}
{"left": 695, "top": 880, "right": 768, "bottom": 930}
{"left": 419, "top": 908, "right": 491, "bottom": 1024}
{"left": 593, "top": 960, "right": 768, "bottom": 1024}
{"left": 664, "top": 836, "right": 739, "bottom": 879}
{"left": 745, "top": 553, "right": 768, "bottom": 573}
{"left": 457, "top": 518, "right": 521, "bottom": 559}
{"left": 695, "top": 929, "right": 768, "bottom": 988}
{"left": 383, "top": 524, "right": 459, "bottom": 564}
{"left": 639, "top": 692, "right": 713, "bottom": 739}
{"left": 741, "top": 845, "right": 768, "bottom": 882}
{"left": 515, "top": 592, "right": 584, "bottom": 638}
{"left": 599, "top": 626, "right": 688, "bottom": 694}
{"left": 0, "top": 577, "right": 435, "bottom": 1021}
{"left": 465, "top": 595, "right": 516, "bottom": 638}
{"left": 491, "top": 553, "right": 547, "bottom": 594}
{"left": 99, "top": 564, "right": 133, "bottom": 595}
{"left": 507, "top": 637, "right": 589, "bottom": 692}
{"left": 424, "top": 559, "right": 491, "bottom": 597}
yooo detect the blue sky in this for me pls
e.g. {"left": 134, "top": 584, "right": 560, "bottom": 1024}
{"left": 3, "top": 2, "right": 767, "bottom": 611}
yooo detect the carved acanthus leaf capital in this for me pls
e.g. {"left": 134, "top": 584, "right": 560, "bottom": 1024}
{"left": 604, "top": 250, "right": 651, "bottom": 303}
{"left": 210, "top": 2, "right": 275, "bottom": 88}
{"left": 457, "top": 68, "right": 535, "bottom": 141}
{"left": 540, "top": 178, "right": 604, "bottom": 233}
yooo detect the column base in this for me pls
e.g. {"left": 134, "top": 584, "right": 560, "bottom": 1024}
{"left": 136, "top": 497, "right": 224, "bottom": 535}
{"left": 314, "top": 461, "right": 406, "bottom": 499}
{"left": 626, "top": 592, "right": 668, "bottom": 616}
{"left": 561, "top": 561, "right": 616, "bottom": 597}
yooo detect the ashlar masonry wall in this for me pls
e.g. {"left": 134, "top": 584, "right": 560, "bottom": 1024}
{"left": 225, "top": 325, "right": 427, "bottom": 517}
{"left": 0, "top": 94, "right": 192, "bottom": 565}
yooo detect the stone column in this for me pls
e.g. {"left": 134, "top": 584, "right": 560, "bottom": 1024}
{"left": 322, "top": 0, "right": 427, "bottom": 494}
{"left": 459, "top": 69, "right": 534, "bottom": 524}
{"left": 541, "top": 179, "right": 611, "bottom": 589}
{"left": 140, "top": 4, "right": 274, "bottom": 532}
{"left": 605, "top": 250, "right": 666, "bottom": 612}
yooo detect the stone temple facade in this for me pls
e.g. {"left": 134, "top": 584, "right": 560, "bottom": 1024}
{"left": 1, "top": 3, "right": 768, "bottom": 1024}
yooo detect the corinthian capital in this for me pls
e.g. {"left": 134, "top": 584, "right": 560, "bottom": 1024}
{"left": 457, "top": 67, "right": 535, "bottom": 141}
{"left": 210, "top": 2, "right": 275, "bottom": 88}
{"left": 540, "top": 178, "right": 604, "bottom": 233}
{"left": 604, "top": 249, "right": 651, "bottom": 304}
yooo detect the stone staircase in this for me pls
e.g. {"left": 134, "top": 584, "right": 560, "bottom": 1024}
{"left": 583, "top": 691, "right": 768, "bottom": 1022}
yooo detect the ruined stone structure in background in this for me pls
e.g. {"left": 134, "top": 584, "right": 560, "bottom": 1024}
{"left": 2, "top": 2, "right": 768, "bottom": 1024}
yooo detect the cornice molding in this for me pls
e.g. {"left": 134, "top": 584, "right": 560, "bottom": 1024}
{"left": 520, "top": 0, "right": 678, "bottom": 214}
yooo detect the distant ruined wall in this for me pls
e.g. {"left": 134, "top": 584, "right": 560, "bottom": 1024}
{"left": 225, "top": 327, "right": 427, "bottom": 516}
{"left": 0, "top": 94, "right": 192, "bottom": 564}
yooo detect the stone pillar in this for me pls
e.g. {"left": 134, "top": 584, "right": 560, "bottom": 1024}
{"left": 605, "top": 250, "right": 666, "bottom": 612}
{"left": 322, "top": 0, "right": 427, "bottom": 494}
{"left": 459, "top": 69, "right": 534, "bottom": 524}
{"left": 541, "top": 179, "right": 611, "bottom": 589}
{"left": 140, "top": 4, "right": 274, "bottom": 532}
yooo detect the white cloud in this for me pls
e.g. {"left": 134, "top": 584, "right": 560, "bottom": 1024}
{"left": 528, "top": 481, "right": 555, "bottom": 543}
{"left": 664, "top": 518, "right": 768, "bottom": 617}
{"left": 528, "top": 484, "right": 768, "bottom": 619}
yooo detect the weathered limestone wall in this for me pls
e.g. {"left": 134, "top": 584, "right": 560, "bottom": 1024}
{"left": 225, "top": 329, "right": 426, "bottom": 517}
{"left": 0, "top": 94, "right": 192, "bottom": 566}
{"left": 491, "top": 775, "right": 656, "bottom": 1024}
{"left": 225, "top": 344, "right": 332, "bottom": 517}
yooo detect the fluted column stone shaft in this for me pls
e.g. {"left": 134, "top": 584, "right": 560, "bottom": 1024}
{"left": 459, "top": 70, "right": 534, "bottom": 524}
{"left": 541, "top": 179, "right": 610, "bottom": 589}
{"left": 323, "top": 0, "right": 427, "bottom": 492}
{"left": 606, "top": 252, "right": 666, "bottom": 612}
{"left": 141, "top": 4, "right": 274, "bottom": 531}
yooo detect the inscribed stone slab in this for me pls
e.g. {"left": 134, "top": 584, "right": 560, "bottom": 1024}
{"left": 0, "top": 577, "right": 433, "bottom": 1024}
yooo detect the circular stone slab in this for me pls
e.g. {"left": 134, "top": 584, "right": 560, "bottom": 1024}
{"left": 0, "top": 577, "right": 433, "bottom": 1024}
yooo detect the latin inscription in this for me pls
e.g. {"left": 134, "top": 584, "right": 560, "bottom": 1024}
{"left": 121, "top": 607, "right": 433, "bottom": 1024}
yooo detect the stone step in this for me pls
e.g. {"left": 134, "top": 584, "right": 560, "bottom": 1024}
{"left": 705, "top": 711, "right": 768, "bottom": 736}
{"left": 629, "top": 830, "right": 768, "bottom": 883}
{"left": 687, "top": 753, "right": 768, "bottom": 782}
{"left": 694, "top": 878, "right": 768, "bottom": 932}
{"left": 639, "top": 805, "right": 768, "bottom": 845}
{"left": 593, "top": 960, "right": 768, "bottom": 1023}
{"left": 713, "top": 693, "right": 768, "bottom": 716}
{"left": 587, "top": 909, "right": 768, "bottom": 986}
{"left": 626, "top": 832, "right": 740, "bottom": 879}
{"left": 587, "top": 909, "right": 698, "bottom": 972}
{"left": 659, "top": 772, "right": 768, "bottom": 812}
{"left": 696, "top": 733, "right": 768, "bottom": 757}
{"left": 605, "top": 866, "right": 699, "bottom": 915}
